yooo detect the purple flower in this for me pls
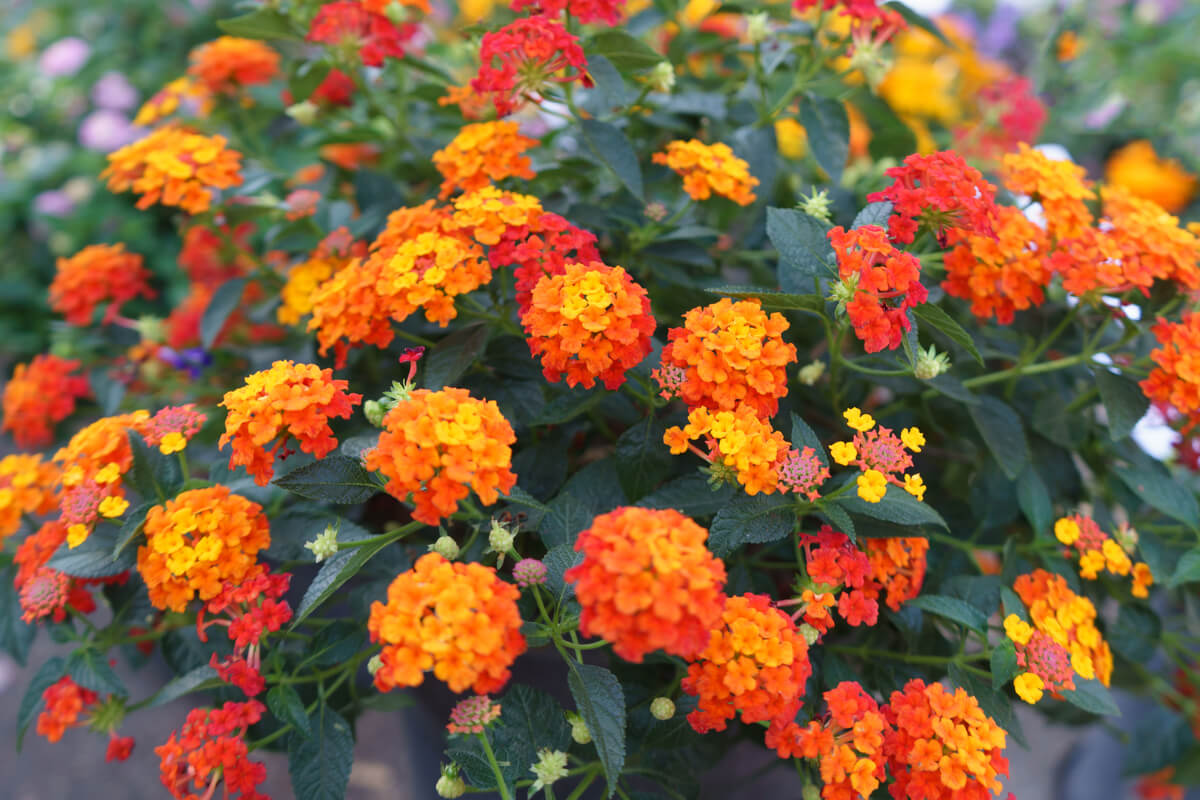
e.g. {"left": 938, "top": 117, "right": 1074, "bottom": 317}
{"left": 977, "top": 4, "right": 1021, "bottom": 58}
{"left": 38, "top": 37, "right": 90, "bottom": 78}
{"left": 1085, "top": 95, "right": 1127, "bottom": 129}
{"left": 33, "top": 190, "right": 75, "bottom": 217}
{"left": 158, "top": 346, "right": 213, "bottom": 379}
{"left": 78, "top": 110, "right": 138, "bottom": 152}
{"left": 91, "top": 72, "right": 138, "bottom": 111}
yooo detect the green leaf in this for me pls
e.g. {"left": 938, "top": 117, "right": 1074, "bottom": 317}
{"left": 567, "top": 664, "right": 626, "bottom": 797}
{"left": 289, "top": 61, "right": 332, "bottom": 103}
{"left": 268, "top": 684, "right": 312, "bottom": 738}
{"left": 66, "top": 648, "right": 126, "bottom": 697}
{"left": 89, "top": 367, "right": 125, "bottom": 416}
{"left": 637, "top": 474, "right": 736, "bottom": 517}
{"left": 288, "top": 706, "right": 354, "bottom": 800}
{"left": 587, "top": 55, "right": 631, "bottom": 111}
{"left": 422, "top": 323, "right": 489, "bottom": 390}
{"left": 16, "top": 657, "right": 65, "bottom": 751}
{"left": 533, "top": 386, "right": 606, "bottom": 426}
{"left": 835, "top": 490, "right": 948, "bottom": 530}
{"left": 913, "top": 304, "right": 983, "bottom": 365}
{"left": 884, "top": 2, "right": 952, "bottom": 46}
{"left": 1094, "top": 368, "right": 1149, "bottom": 440}
{"left": 292, "top": 524, "right": 415, "bottom": 627}
{"left": 0, "top": 565, "right": 35, "bottom": 666}
{"left": 924, "top": 374, "right": 977, "bottom": 404}
{"left": 200, "top": 278, "right": 246, "bottom": 349}
{"left": 580, "top": 119, "right": 643, "bottom": 199}
{"left": 502, "top": 486, "right": 551, "bottom": 531}
{"left": 1062, "top": 679, "right": 1122, "bottom": 717}
{"left": 1115, "top": 460, "right": 1200, "bottom": 530}
{"left": 1170, "top": 549, "right": 1200, "bottom": 588}
{"left": 614, "top": 419, "right": 674, "bottom": 501}
{"left": 541, "top": 493, "right": 594, "bottom": 548}
{"left": 708, "top": 494, "right": 795, "bottom": 557}
{"left": 493, "top": 685, "right": 571, "bottom": 783}
{"left": 586, "top": 30, "right": 663, "bottom": 72}
{"left": 968, "top": 396, "right": 1030, "bottom": 479}
{"left": 1124, "top": 708, "right": 1195, "bottom": 776}
{"left": 851, "top": 202, "right": 892, "bottom": 230}
{"left": 127, "top": 430, "right": 183, "bottom": 500}
{"left": 766, "top": 207, "right": 834, "bottom": 292}
{"left": 799, "top": 94, "right": 849, "bottom": 182}
{"left": 990, "top": 641, "right": 1019, "bottom": 689}
{"left": 708, "top": 286, "right": 825, "bottom": 314}
{"left": 1109, "top": 604, "right": 1161, "bottom": 663}
{"left": 274, "top": 455, "right": 380, "bottom": 504}
{"left": 149, "top": 665, "right": 222, "bottom": 708}
{"left": 907, "top": 594, "right": 988, "bottom": 633}
{"left": 358, "top": 692, "right": 415, "bottom": 712}
{"left": 818, "top": 502, "right": 856, "bottom": 542}
{"left": 544, "top": 543, "right": 583, "bottom": 599}
{"left": 48, "top": 526, "right": 137, "bottom": 578}
{"left": 789, "top": 413, "right": 828, "bottom": 468}
{"left": 1016, "top": 467, "right": 1052, "bottom": 537}
{"left": 113, "top": 502, "right": 153, "bottom": 558}
{"left": 218, "top": 8, "right": 302, "bottom": 40}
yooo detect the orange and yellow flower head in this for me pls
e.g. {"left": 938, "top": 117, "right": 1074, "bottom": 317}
{"left": 364, "top": 387, "right": 517, "bottom": 526}
{"left": 219, "top": 361, "right": 363, "bottom": 486}
{"left": 277, "top": 228, "right": 367, "bottom": 326}
{"left": 565, "top": 507, "right": 727, "bottom": 662}
{"left": 999, "top": 144, "right": 1094, "bottom": 241}
{"left": 0, "top": 454, "right": 60, "bottom": 542}
{"left": 367, "top": 552, "right": 526, "bottom": 694}
{"left": 432, "top": 120, "right": 538, "bottom": 199}
{"left": 54, "top": 410, "right": 152, "bottom": 482}
{"left": 379, "top": 229, "right": 493, "bottom": 326}
{"left": 102, "top": 126, "right": 243, "bottom": 215}
{"left": 657, "top": 298, "right": 796, "bottom": 418}
{"left": 50, "top": 244, "right": 155, "bottom": 326}
{"left": 865, "top": 536, "right": 929, "bottom": 612}
{"left": 1141, "top": 313, "right": 1200, "bottom": 432}
{"left": 451, "top": 186, "right": 543, "bottom": 247}
{"left": 943, "top": 205, "right": 1053, "bottom": 325}
{"left": 1013, "top": 569, "right": 1113, "bottom": 687}
{"left": 187, "top": 36, "right": 280, "bottom": 94}
{"left": 522, "top": 261, "right": 656, "bottom": 390}
{"left": 137, "top": 486, "right": 271, "bottom": 612}
{"left": 664, "top": 406, "right": 792, "bottom": 495}
{"left": 830, "top": 225, "right": 929, "bottom": 352}
{"left": 1105, "top": 139, "right": 1197, "bottom": 214}
{"left": 2, "top": 355, "right": 91, "bottom": 450}
{"left": 652, "top": 139, "right": 758, "bottom": 206}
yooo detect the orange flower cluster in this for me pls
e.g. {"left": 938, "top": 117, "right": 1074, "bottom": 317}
{"left": 652, "top": 139, "right": 758, "bottom": 206}
{"left": 432, "top": 120, "right": 537, "bottom": 198}
{"left": 1054, "top": 515, "right": 1153, "bottom": 597}
{"left": 1013, "top": 569, "right": 1113, "bottom": 686}
{"left": 883, "top": 679, "right": 1009, "bottom": 800}
{"left": 682, "top": 593, "right": 812, "bottom": 734}
{"left": 864, "top": 536, "right": 928, "bottom": 611}
{"left": 54, "top": 409, "right": 151, "bottom": 482}
{"left": 664, "top": 407, "right": 791, "bottom": 495}
{"left": 381, "top": 230, "right": 493, "bottom": 325}
{"left": 789, "top": 526, "right": 879, "bottom": 635}
{"left": 2, "top": 354, "right": 90, "bottom": 449}
{"left": 1141, "top": 313, "right": 1200, "bottom": 432}
{"left": 366, "top": 388, "right": 516, "bottom": 525}
{"left": 1136, "top": 768, "right": 1186, "bottom": 800}
{"left": 999, "top": 144, "right": 1094, "bottom": 240}
{"left": 829, "top": 408, "right": 925, "bottom": 504}
{"left": 656, "top": 298, "right": 796, "bottom": 418}
{"left": 102, "top": 126, "right": 243, "bottom": 214}
{"left": 367, "top": 553, "right": 526, "bottom": 694}
{"left": 565, "top": 507, "right": 727, "bottom": 662}
{"left": 278, "top": 229, "right": 367, "bottom": 325}
{"left": 829, "top": 225, "right": 928, "bottom": 353}
{"left": 15, "top": 521, "right": 100, "bottom": 623}
{"left": 522, "top": 261, "right": 656, "bottom": 390}
{"left": 137, "top": 487, "right": 271, "bottom": 612}
{"left": 219, "top": 360, "right": 361, "bottom": 485}
{"left": 1004, "top": 614, "right": 1075, "bottom": 704}
{"left": 766, "top": 682, "right": 887, "bottom": 799}
{"left": 451, "top": 185, "right": 544, "bottom": 246}
{"left": 0, "top": 454, "right": 59, "bottom": 541}
{"left": 187, "top": 36, "right": 280, "bottom": 94}
{"left": 157, "top": 700, "right": 267, "bottom": 800}
{"left": 943, "top": 206, "right": 1053, "bottom": 325}
{"left": 1105, "top": 139, "right": 1197, "bottom": 214}
{"left": 134, "top": 76, "right": 212, "bottom": 127}
{"left": 36, "top": 676, "right": 98, "bottom": 743}
{"left": 50, "top": 243, "right": 155, "bottom": 326}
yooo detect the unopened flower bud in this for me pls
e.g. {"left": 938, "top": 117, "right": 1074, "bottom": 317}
{"left": 847, "top": 40, "right": 892, "bottom": 92}
{"left": 513, "top": 558, "right": 548, "bottom": 588}
{"left": 799, "top": 188, "right": 833, "bottom": 222}
{"left": 1114, "top": 522, "right": 1139, "bottom": 552}
{"left": 436, "top": 767, "right": 466, "bottom": 799}
{"left": 644, "top": 201, "right": 668, "bottom": 222}
{"left": 367, "top": 654, "right": 384, "bottom": 676}
{"left": 364, "top": 400, "right": 386, "bottom": 427}
{"left": 566, "top": 712, "right": 591, "bottom": 744}
{"left": 488, "top": 519, "right": 516, "bottom": 555}
{"left": 829, "top": 272, "right": 860, "bottom": 312}
{"left": 798, "top": 623, "right": 820, "bottom": 646}
{"left": 746, "top": 12, "right": 771, "bottom": 45}
{"left": 650, "top": 697, "right": 675, "bottom": 720}
{"left": 135, "top": 316, "right": 165, "bottom": 344}
{"left": 304, "top": 525, "right": 339, "bottom": 563}
{"left": 286, "top": 100, "right": 319, "bottom": 125}
{"left": 384, "top": 0, "right": 411, "bottom": 24}
{"left": 797, "top": 360, "right": 825, "bottom": 386}
{"left": 431, "top": 535, "right": 460, "bottom": 560}
{"left": 649, "top": 61, "right": 675, "bottom": 93}
{"left": 914, "top": 345, "right": 951, "bottom": 380}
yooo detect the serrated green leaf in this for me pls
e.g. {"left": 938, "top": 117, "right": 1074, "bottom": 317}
{"left": 200, "top": 278, "right": 246, "bottom": 349}
{"left": 990, "top": 641, "right": 1019, "bottom": 689}
{"left": 1094, "top": 367, "right": 1149, "bottom": 440}
{"left": 708, "top": 494, "right": 795, "bottom": 557}
{"left": 614, "top": 419, "right": 673, "bottom": 501}
{"left": 766, "top": 207, "right": 834, "bottom": 292}
{"left": 1062, "top": 679, "right": 1121, "bottom": 717}
{"left": 799, "top": 94, "right": 849, "bottom": 182}
{"left": 127, "top": 430, "right": 183, "bottom": 500}
{"left": 358, "top": 692, "right": 414, "bottom": 712}
{"left": 502, "top": 486, "right": 551, "bottom": 531}
{"left": 567, "top": 664, "right": 626, "bottom": 797}
{"left": 1016, "top": 467, "right": 1052, "bottom": 537}
{"left": 16, "top": 657, "right": 65, "bottom": 751}
{"left": 544, "top": 543, "right": 583, "bottom": 599}
{"left": 969, "top": 396, "right": 1030, "bottom": 479}
{"left": 149, "top": 665, "right": 222, "bottom": 708}
{"left": 818, "top": 502, "right": 855, "bottom": 541}
{"left": 1170, "top": 549, "right": 1200, "bottom": 588}
{"left": 532, "top": 386, "right": 606, "bottom": 426}
{"left": 789, "top": 413, "right": 828, "bottom": 469}
{"left": 288, "top": 706, "right": 354, "bottom": 800}
{"left": 48, "top": 526, "right": 137, "bottom": 578}
{"left": 113, "top": 502, "right": 153, "bottom": 558}
{"left": 1124, "top": 708, "right": 1195, "bottom": 776}
{"left": 852, "top": 202, "right": 892, "bottom": 230}
{"left": 637, "top": 474, "right": 737, "bottom": 517}
{"left": 913, "top": 303, "right": 983, "bottom": 365}
{"left": 494, "top": 685, "right": 571, "bottom": 782}
{"left": 1115, "top": 461, "right": 1200, "bottom": 531}
{"left": 707, "top": 286, "right": 825, "bottom": 314}
{"left": 907, "top": 594, "right": 988, "bottom": 632}
{"left": 274, "top": 455, "right": 380, "bottom": 504}
{"left": 835, "top": 489, "right": 948, "bottom": 530}
{"left": 587, "top": 30, "right": 663, "bottom": 72}
{"left": 218, "top": 8, "right": 302, "bottom": 40}
{"left": 580, "top": 119, "right": 643, "bottom": 199}
{"left": 66, "top": 649, "right": 126, "bottom": 697}
{"left": 422, "top": 322, "right": 489, "bottom": 390}
{"left": 268, "top": 684, "right": 312, "bottom": 738}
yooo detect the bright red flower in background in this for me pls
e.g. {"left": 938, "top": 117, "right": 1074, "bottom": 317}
{"left": 307, "top": 1, "right": 414, "bottom": 67}
{"left": 2, "top": 355, "right": 90, "bottom": 449}
{"left": 510, "top": 0, "right": 627, "bottom": 26}
{"left": 954, "top": 75, "right": 1046, "bottom": 165}
{"left": 472, "top": 15, "right": 588, "bottom": 116}
{"left": 50, "top": 243, "right": 155, "bottom": 326}
{"left": 867, "top": 150, "right": 998, "bottom": 245}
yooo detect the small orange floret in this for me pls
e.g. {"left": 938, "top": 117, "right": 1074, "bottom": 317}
{"left": 50, "top": 243, "right": 155, "bottom": 326}
{"left": 450, "top": 185, "right": 544, "bottom": 246}
{"left": 565, "top": 507, "right": 727, "bottom": 662}
{"left": 1141, "top": 313, "right": 1200, "bottom": 432}
{"left": 432, "top": 120, "right": 538, "bottom": 199}
{"left": 364, "top": 387, "right": 517, "bottom": 525}
{"left": 102, "top": 126, "right": 243, "bottom": 215}
{"left": 368, "top": 552, "right": 526, "bottom": 694}
{"left": 652, "top": 139, "right": 758, "bottom": 206}
{"left": 0, "top": 454, "right": 60, "bottom": 541}
{"left": 219, "top": 360, "right": 362, "bottom": 486}
{"left": 187, "top": 36, "right": 280, "bottom": 94}
{"left": 137, "top": 486, "right": 271, "bottom": 612}
{"left": 2, "top": 355, "right": 90, "bottom": 449}
{"left": 522, "top": 261, "right": 656, "bottom": 390}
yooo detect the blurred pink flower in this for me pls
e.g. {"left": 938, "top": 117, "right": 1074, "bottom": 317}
{"left": 33, "top": 190, "right": 74, "bottom": 217}
{"left": 38, "top": 37, "right": 90, "bottom": 77}
{"left": 91, "top": 72, "right": 138, "bottom": 111}
{"left": 78, "top": 109, "right": 138, "bottom": 152}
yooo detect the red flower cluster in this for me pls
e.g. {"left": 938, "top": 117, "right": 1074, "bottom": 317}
{"left": 489, "top": 210, "right": 601, "bottom": 314}
{"left": 867, "top": 150, "right": 998, "bottom": 245}
{"left": 829, "top": 225, "right": 928, "bottom": 353}
{"left": 199, "top": 570, "right": 293, "bottom": 697}
{"left": 954, "top": 76, "right": 1046, "bottom": 165}
{"left": 156, "top": 701, "right": 268, "bottom": 800}
{"left": 472, "top": 15, "right": 588, "bottom": 116}
{"left": 14, "top": 521, "right": 104, "bottom": 623}
{"left": 789, "top": 526, "right": 879, "bottom": 635}
{"left": 307, "top": 1, "right": 414, "bottom": 67}
{"left": 37, "top": 675, "right": 134, "bottom": 761}
{"left": 943, "top": 205, "right": 1053, "bottom": 325}
{"left": 510, "top": 0, "right": 626, "bottom": 25}
{"left": 50, "top": 244, "right": 155, "bottom": 326}
{"left": 2, "top": 355, "right": 90, "bottom": 449}
{"left": 178, "top": 223, "right": 255, "bottom": 286}
{"left": 1141, "top": 313, "right": 1200, "bottom": 432}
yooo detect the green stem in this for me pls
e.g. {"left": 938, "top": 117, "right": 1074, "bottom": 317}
{"left": 478, "top": 732, "right": 514, "bottom": 800}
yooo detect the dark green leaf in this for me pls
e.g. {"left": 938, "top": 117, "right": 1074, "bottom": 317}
{"left": 586, "top": 55, "right": 631, "bottom": 111}
{"left": 1124, "top": 708, "right": 1195, "bottom": 776}
{"left": 1110, "top": 604, "right": 1161, "bottom": 663}
{"left": 496, "top": 684, "right": 571, "bottom": 774}
{"left": 541, "top": 493, "right": 594, "bottom": 549}
{"left": 275, "top": 455, "right": 380, "bottom": 504}
{"left": 707, "top": 286, "right": 825, "bottom": 314}
{"left": 766, "top": 207, "right": 834, "bottom": 292}
{"left": 533, "top": 386, "right": 606, "bottom": 426}
{"left": 708, "top": 494, "right": 795, "bottom": 557}
{"left": 17, "top": 657, "right": 65, "bottom": 751}
{"left": 544, "top": 543, "right": 583, "bottom": 599}
{"left": 200, "top": 278, "right": 246, "bottom": 349}
{"left": 90, "top": 368, "right": 125, "bottom": 416}
{"left": 913, "top": 304, "right": 983, "bottom": 365}
{"left": 798, "top": 94, "right": 849, "bottom": 182}
{"left": 1170, "top": 549, "right": 1200, "bottom": 588}
{"left": 835, "top": 490, "right": 948, "bottom": 530}
{"left": 288, "top": 706, "right": 354, "bottom": 800}
{"left": 924, "top": 374, "right": 977, "bottom": 404}
{"left": 852, "top": 202, "right": 892, "bottom": 230}
{"left": 614, "top": 419, "right": 673, "bottom": 501}
{"left": 422, "top": 323, "right": 489, "bottom": 390}
{"left": 907, "top": 594, "right": 988, "bottom": 632}
{"left": 113, "top": 502, "right": 153, "bottom": 558}
{"left": 587, "top": 30, "right": 663, "bottom": 72}
{"left": 1062, "top": 679, "right": 1121, "bottom": 717}
{"left": 289, "top": 61, "right": 332, "bottom": 102}
{"left": 358, "top": 692, "right": 415, "bottom": 712}
{"left": 990, "top": 641, "right": 1019, "bottom": 689}
{"left": 149, "top": 665, "right": 222, "bottom": 708}
{"left": 268, "top": 684, "right": 312, "bottom": 738}
{"left": 127, "top": 430, "right": 183, "bottom": 499}
{"left": 818, "top": 502, "right": 856, "bottom": 541}
{"left": 48, "top": 526, "right": 137, "bottom": 578}
{"left": 1115, "top": 461, "right": 1200, "bottom": 531}
{"left": 292, "top": 524, "right": 414, "bottom": 627}
{"left": 503, "top": 486, "right": 551, "bottom": 531}
{"left": 1094, "top": 368, "right": 1149, "bottom": 440}
{"left": 567, "top": 664, "right": 626, "bottom": 797}
{"left": 580, "top": 119, "right": 644, "bottom": 199}
{"left": 1016, "top": 467, "right": 1052, "bottom": 537}
{"left": 0, "top": 565, "right": 36, "bottom": 666}
{"left": 637, "top": 474, "right": 737, "bottom": 517}
{"left": 66, "top": 649, "right": 126, "bottom": 697}
{"left": 884, "top": 2, "right": 952, "bottom": 46}
{"left": 789, "top": 413, "right": 828, "bottom": 468}
{"left": 968, "top": 396, "right": 1030, "bottom": 479}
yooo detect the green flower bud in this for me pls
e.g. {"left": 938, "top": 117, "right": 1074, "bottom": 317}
{"left": 488, "top": 519, "right": 516, "bottom": 555}
{"left": 566, "top": 712, "right": 591, "bottom": 744}
{"left": 135, "top": 316, "right": 166, "bottom": 343}
{"left": 914, "top": 345, "right": 951, "bottom": 380}
{"left": 649, "top": 61, "right": 675, "bottom": 93}
{"left": 367, "top": 654, "right": 384, "bottom": 676}
{"left": 286, "top": 101, "right": 319, "bottom": 126}
{"left": 798, "top": 623, "right": 820, "bottom": 646}
{"left": 430, "top": 535, "right": 460, "bottom": 560}
{"left": 797, "top": 360, "right": 825, "bottom": 386}
{"left": 364, "top": 400, "right": 386, "bottom": 427}
{"left": 746, "top": 12, "right": 771, "bottom": 44}
{"left": 650, "top": 697, "right": 675, "bottom": 721}
{"left": 304, "top": 525, "right": 340, "bottom": 563}
{"left": 802, "top": 783, "right": 822, "bottom": 800}
{"left": 799, "top": 189, "right": 833, "bottom": 222}
{"left": 435, "top": 773, "right": 466, "bottom": 799}
{"left": 530, "top": 750, "right": 569, "bottom": 795}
